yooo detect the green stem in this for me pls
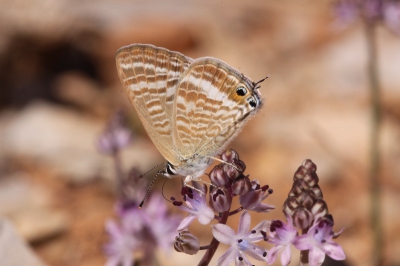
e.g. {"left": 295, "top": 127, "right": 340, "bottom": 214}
{"left": 365, "top": 20, "right": 383, "bottom": 266}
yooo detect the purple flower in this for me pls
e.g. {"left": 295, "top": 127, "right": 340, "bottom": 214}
{"left": 104, "top": 220, "right": 137, "bottom": 266}
{"left": 333, "top": 0, "right": 400, "bottom": 35}
{"left": 383, "top": 2, "right": 400, "bottom": 35}
{"left": 265, "top": 216, "right": 298, "bottom": 266}
{"left": 211, "top": 211, "right": 269, "bottom": 266}
{"left": 293, "top": 215, "right": 345, "bottom": 265}
{"left": 175, "top": 185, "right": 215, "bottom": 231}
{"left": 98, "top": 111, "right": 132, "bottom": 154}
{"left": 239, "top": 180, "right": 275, "bottom": 212}
{"left": 105, "top": 194, "right": 181, "bottom": 265}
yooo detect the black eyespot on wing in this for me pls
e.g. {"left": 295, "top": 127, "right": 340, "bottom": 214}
{"left": 247, "top": 97, "right": 257, "bottom": 108}
{"left": 236, "top": 86, "right": 247, "bottom": 96}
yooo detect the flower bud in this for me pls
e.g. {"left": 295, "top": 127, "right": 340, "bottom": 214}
{"left": 296, "top": 192, "right": 315, "bottom": 209}
{"left": 209, "top": 164, "right": 231, "bottom": 186}
{"left": 303, "top": 172, "right": 319, "bottom": 187}
{"left": 174, "top": 231, "right": 200, "bottom": 255}
{"left": 231, "top": 175, "right": 251, "bottom": 195}
{"left": 309, "top": 185, "right": 323, "bottom": 198}
{"left": 209, "top": 187, "right": 232, "bottom": 212}
{"left": 224, "top": 159, "right": 246, "bottom": 180}
{"left": 221, "top": 149, "right": 239, "bottom": 162}
{"left": 311, "top": 199, "right": 328, "bottom": 220}
{"left": 302, "top": 159, "right": 317, "bottom": 172}
{"left": 292, "top": 207, "right": 313, "bottom": 229}
{"left": 294, "top": 165, "right": 307, "bottom": 180}
{"left": 282, "top": 196, "right": 298, "bottom": 216}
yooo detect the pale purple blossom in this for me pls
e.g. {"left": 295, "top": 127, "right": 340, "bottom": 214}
{"left": 176, "top": 186, "right": 215, "bottom": 231}
{"left": 383, "top": 2, "right": 400, "bottom": 35}
{"left": 265, "top": 216, "right": 298, "bottom": 266}
{"left": 239, "top": 180, "right": 275, "bottom": 213}
{"left": 212, "top": 211, "right": 269, "bottom": 266}
{"left": 293, "top": 215, "right": 345, "bottom": 265}
{"left": 98, "top": 111, "right": 132, "bottom": 154}
{"left": 334, "top": 0, "right": 400, "bottom": 35}
{"left": 104, "top": 220, "right": 137, "bottom": 266}
{"left": 105, "top": 194, "right": 181, "bottom": 265}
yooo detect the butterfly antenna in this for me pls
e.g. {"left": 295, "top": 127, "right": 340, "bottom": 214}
{"left": 139, "top": 168, "right": 164, "bottom": 208}
{"left": 138, "top": 163, "right": 165, "bottom": 179}
{"left": 254, "top": 75, "right": 269, "bottom": 89}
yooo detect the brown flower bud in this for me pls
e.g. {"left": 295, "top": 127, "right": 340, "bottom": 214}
{"left": 224, "top": 159, "right": 246, "bottom": 180}
{"left": 292, "top": 207, "right": 314, "bottom": 230}
{"left": 311, "top": 199, "right": 328, "bottom": 220}
{"left": 221, "top": 149, "right": 239, "bottom": 162}
{"left": 294, "top": 165, "right": 308, "bottom": 180}
{"left": 283, "top": 196, "right": 298, "bottom": 216}
{"left": 174, "top": 231, "right": 200, "bottom": 255}
{"left": 209, "top": 187, "right": 232, "bottom": 212}
{"left": 303, "top": 172, "right": 319, "bottom": 187}
{"left": 209, "top": 164, "right": 231, "bottom": 187}
{"left": 231, "top": 175, "right": 251, "bottom": 195}
{"left": 302, "top": 159, "right": 317, "bottom": 172}
{"left": 298, "top": 193, "right": 315, "bottom": 209}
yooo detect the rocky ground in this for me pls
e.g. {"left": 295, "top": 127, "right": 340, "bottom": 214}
{"left": 0, "top": 0, "right": 399, "bottom": 265}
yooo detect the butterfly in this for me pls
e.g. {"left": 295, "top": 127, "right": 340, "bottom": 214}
{"left": 116, "top": 44, "right": 265, "bottom": 189}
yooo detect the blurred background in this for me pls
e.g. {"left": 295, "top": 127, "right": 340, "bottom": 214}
{"left": 0, "top": 0, "right": 399, "bottom": 265}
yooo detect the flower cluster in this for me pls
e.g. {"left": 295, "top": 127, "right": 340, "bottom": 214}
{"left": 99, "top": 111, "right": 182, "bottom": 266}
{"left": 171, "top": 149, "right": 274, "bottom": 265}
{"left": 97, "top": 110, "right": 132, "bottom": 154}
{"left": 265, "top": 160, "right": 345, "bottom": 265}
{"left": 104, "top": 170, "right": 182, "bottom": 266}
{"left": 172, "top": 152, "right": 346, "bottom": 266}
{"left": 334, "top": 0, "right": 400, "bottom": 35}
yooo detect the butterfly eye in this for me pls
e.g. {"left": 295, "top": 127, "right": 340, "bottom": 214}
{"left": 247, "top": 97, "right": 257, "bottom": 108}
{"left": 236, "top": 86, "right": 247, "bottom": 96}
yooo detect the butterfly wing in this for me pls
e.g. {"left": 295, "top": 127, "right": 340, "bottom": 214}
{"left": 172, "top": 57, "right": 263, "bottom": 160}
{"left": 116, "top": 44, "right": 193, "bottom": 165}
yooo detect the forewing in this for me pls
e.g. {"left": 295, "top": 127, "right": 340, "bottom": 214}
{"left": 172, "top": 57, "right": 262, "bottom": 159}
{"left": 116, "top": 44, "right": 193, "bottom": 164}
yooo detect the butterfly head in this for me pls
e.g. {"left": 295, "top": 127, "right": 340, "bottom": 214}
{"left": 234, "top": 75, "right": 267, "bottom": 111}
{"left": 163, "top": 161, "right": 178, "bottom": 178}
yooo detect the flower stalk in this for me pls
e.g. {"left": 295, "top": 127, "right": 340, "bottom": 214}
{"left": 365, "top": 18, "right": 383, "bottom": 266}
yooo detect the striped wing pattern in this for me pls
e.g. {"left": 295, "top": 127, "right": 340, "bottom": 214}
{"left": 173, "top": 58, "right": 260, "bottom": 160}
{"left": 116, "top": 44, "right": 193, "bottom": 165}
{"left": 116, "top": 44, "right": 262, "bottom": 176}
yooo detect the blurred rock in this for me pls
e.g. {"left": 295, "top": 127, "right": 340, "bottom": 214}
{"left": 0, "top": 101, "right": 162, "bottom": 184}
{"left": 13, "top": 209, "right": 68, "bottom": 244}
{"left": 0, "top": 218, "right": 47, "bottom": 266}
{"left": 0, "top": 173, "right": 69, "bottom": 243}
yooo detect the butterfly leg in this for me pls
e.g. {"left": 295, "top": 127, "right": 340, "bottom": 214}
{"left": 183, "top": 175, "right": 207, "bottom": 194}
{"left": 208, "top": 156, "right": 240, "bottom": 171}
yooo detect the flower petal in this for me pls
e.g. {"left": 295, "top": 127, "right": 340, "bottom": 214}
{"left": 293, "top": 234, "right": 313, "bottom": 250}
{"left": 266, "top": 245, "right": 282, "bottom": 264}
{"left": 237, "top": 211, "right": 251, "bottom": 235}
{"left": 197, "top": 207, "right": 215, "bottom": 225}
{"left": 321, "top": 242, "right": 346, "bottom": 261}
{"left": 242, "top": 244, "right": 268, "bottom": 261}
{"left": 217, "top": 246, "right": 237, "bottom": 266}
{"left": 177, "top": 215, "right": 197, "bottom": 231}
{"left": 309, "top": 247, "right": 326, "bottom": 266}
{"left": 212, "top": 224, "right": 237, "bottom": 245}
{"left": 280, "top": 244, "right": 292, "bottom": 266}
